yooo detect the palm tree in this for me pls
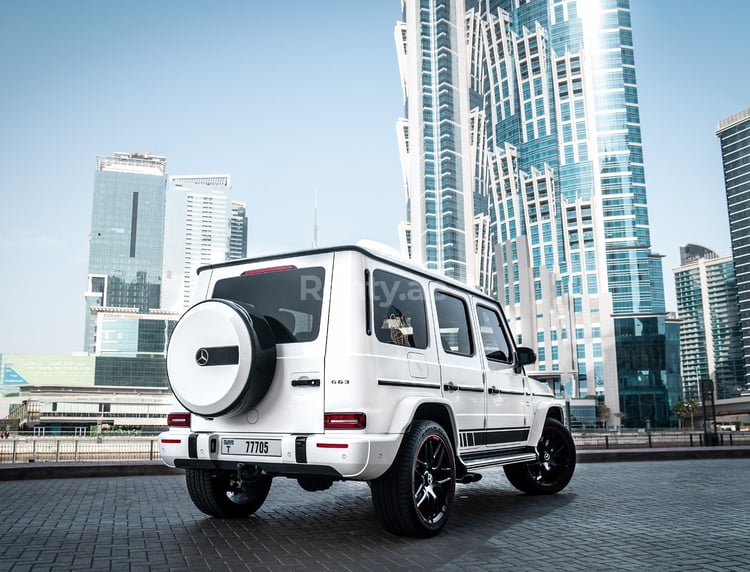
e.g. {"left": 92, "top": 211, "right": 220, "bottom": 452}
{"left": 672, "top": 401, "right": 686, "bottom": 429}
{"left": 672, "top": 400, "right": 698, "bottom": 430}
{"left": 685, "top": 400, "right": 698, "bottom": 430}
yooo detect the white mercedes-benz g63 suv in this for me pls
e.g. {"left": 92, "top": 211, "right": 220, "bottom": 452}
{"left": 159, "top": 244, "right": 575, "bottom": 537}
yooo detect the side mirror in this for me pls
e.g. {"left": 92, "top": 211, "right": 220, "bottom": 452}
{"left": 514, "top": 346, "right": 537, "bottom": 373}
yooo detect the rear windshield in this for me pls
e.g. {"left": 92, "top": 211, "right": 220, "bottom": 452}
{"left": 212, "top": 267, "right": 325, "bottom": 343}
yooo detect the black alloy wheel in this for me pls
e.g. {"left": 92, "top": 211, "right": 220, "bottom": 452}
{"left": 504, "top": 417, "right": 576, "bottom": 494}
{"left": 371, "top": 420, "right": 456, "bottom": 537}
{"left": 413, "top": 432, "right": 454, "bottom": 526}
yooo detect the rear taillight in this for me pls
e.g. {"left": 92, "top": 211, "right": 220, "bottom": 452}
{"left": 324, "top": 412, "right": 366, "bottom": 430}
{"left": 167, "top": 412, "right": 191, "bottom": 427}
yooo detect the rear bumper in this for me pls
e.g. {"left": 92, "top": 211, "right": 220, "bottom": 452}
{"left": 158, "top": 430, "right": 402, "bottom": 480}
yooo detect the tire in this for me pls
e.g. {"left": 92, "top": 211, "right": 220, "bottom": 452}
{"left": 371, "top": 420, "right": 456, "bottom": 537}
{"left": 504, "top": 418, "right": 576, "bottom": 495}
{"left": 186, "top": 468, "right": 272, "bottom": 518}
{"left": 166, "top": 299, "right": 276, "bottom": 417}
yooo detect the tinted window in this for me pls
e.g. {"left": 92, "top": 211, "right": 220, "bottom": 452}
{"left": 213, "top": 267, "right": 325, "bottom": 343}
{"left": 476, "top": 305, "right": 512, "bottom": 362}
{"left": 372, "top": 270, "right": 428, "bottom": 349}
{"left": 435, "top": 291, "right": 473, "bottom": 357}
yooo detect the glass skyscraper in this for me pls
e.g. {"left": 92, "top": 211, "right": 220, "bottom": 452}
{"left": 84, "top": 153, "right": 168, "bottom": 353}
{"left": 716, "top": 107, "right": 750, "bottom": 391}
{"left": 84, "top": 155, "right": 247, "bottom": 355}
{"left": 673, "top": 244, "right": 744, "bottom": 401}
{"left": 396, "top": 0, "right": 677, "bottom": 427}
{"left": 229, "top": 201, "right": 248, "bottom": 261}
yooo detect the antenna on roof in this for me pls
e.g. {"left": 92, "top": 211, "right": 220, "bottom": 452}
{"left": 312, "top": 189, "right": 319, "bottom": 248}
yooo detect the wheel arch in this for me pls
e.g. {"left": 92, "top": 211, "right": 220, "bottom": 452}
{"left": 387, "top": 396, "right": 459, "bottom": 458}
{"left": 545, "top": 404, "right": 565, "bottom": 424}
{"left": 412, "top": 402, "right": 459, "bottom": 454}
{"left": 528, "top": 399, "right": 566, "bottom": 445}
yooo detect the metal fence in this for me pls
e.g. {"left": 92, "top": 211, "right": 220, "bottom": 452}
{"left": 1, "top": 431, "right": 749, "bottom": 465}
{"left": 573, "top": 430, "right": 750, "bottom": 449}
{"left": 0, "top": 437, "right": 160, "bottom": 464}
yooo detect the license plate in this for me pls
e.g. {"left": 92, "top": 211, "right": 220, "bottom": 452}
{"left": 221, "top": 438, "right": 282, "bottom": 457}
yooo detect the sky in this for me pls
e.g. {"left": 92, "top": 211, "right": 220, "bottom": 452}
{"left": 0, "top": 1, "right": 748, "bottom": 356}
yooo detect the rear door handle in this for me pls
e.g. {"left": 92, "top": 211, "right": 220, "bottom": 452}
{"left": 488, "top": 386, "right": 501, "bottom": 395}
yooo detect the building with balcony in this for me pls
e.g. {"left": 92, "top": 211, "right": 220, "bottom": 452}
{"left": 162, "top": 175, "right": 234, "bottom": 311}
{"left": 717, "top": 107, "right": 750, "bottom": 392}
{"left": 674, "top": 244, "right": 744, "bottom": 401}
{"left": 395, "top": 0, "right": 678, "bottom": 427}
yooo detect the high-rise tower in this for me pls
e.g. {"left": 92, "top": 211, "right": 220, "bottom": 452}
{"left": 396, "top": 0, "right": 677, "bottom": 427}
{"left": 673, "top": 244, "right": 744, "bottom": 401}
{"left": 717, "top": 107, "right": 750, "bottom": 390}
{"left": 161, "top": 175, "right": 233, "bottom": 311}
{"left": 84, "top": 153, "right": 168, "bottom": 353}
{"left": 395, "top": 0, "right": 476, "bottom": 285}
{"left": 228, "top": 201, "right": 248, "bottom": 260}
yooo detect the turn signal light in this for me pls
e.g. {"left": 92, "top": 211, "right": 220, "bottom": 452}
{"left": 324, "top": 412, "right": 366, "bottom": 430}
{"left": 167, "top": 412, "right": 191, "bottom": 427}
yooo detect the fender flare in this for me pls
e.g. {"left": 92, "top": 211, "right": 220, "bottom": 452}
{"left": 386, "top": 395, "right": 460, "bottom": 454}
{"left": 528, "top": 398, "right": 566, "bottom": 445}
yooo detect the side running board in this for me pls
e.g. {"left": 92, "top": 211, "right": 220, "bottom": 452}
{"left": 461, "top": 449, "right": 537, "bottom": 471}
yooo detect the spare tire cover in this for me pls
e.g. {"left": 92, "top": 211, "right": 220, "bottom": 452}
{"left": 167, "top": 299, "right": 276, "bottom": 417}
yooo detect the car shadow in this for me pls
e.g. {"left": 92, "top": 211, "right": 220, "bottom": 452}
{"left": 170, "top": 471, "right": 576, "bottom": 570}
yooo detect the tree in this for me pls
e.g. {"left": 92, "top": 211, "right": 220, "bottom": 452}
{"left": 596, "top": 403, "right": 611, "bottom": 429}
{"left": 685, "top": 400, "right": 698, "bottom": 430}
{"left": 672, "top": 400, "right": 698, "bottom": 430}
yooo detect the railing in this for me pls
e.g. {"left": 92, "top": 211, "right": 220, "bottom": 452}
{"left": 0, "top": 431, "right": 748, "bottom": 466}
{"left": 0, "top": 437, "right": 160, "bottom": 464}
{"left": 573, "top": 430, "right": 750, "bottom": 449}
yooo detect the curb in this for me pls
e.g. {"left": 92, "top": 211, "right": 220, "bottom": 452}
{"left": 576, "top": 446, "right": 750, "bottom": 463}
{"left": 0, "top": 461, "right": 184, "bottom": 481}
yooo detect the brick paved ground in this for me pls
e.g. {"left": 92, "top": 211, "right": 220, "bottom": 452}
{"left": 0, "top": 459, "right": 748, "bottom": 571}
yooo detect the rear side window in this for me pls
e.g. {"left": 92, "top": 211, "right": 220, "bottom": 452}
{"left": 372, "top": 270, "right": 428, "bottom": 349}
{"left": 213, "top": 267, "right": 325, "bottom": 343}
{"left": 435, "top": 291, "right": 474, "bottom": 357}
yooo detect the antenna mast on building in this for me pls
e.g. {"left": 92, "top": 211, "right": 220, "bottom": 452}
{"left": 312, "top": 190, "right": 319, "bottom": 248}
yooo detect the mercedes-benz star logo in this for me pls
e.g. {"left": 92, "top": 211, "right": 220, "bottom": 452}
{"left": 195, "top": 348, "right": 210, "bottom": 366}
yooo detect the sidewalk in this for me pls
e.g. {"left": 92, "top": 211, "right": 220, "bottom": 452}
{"left": 1, "top": 445, "right": 748, "bottom": 480}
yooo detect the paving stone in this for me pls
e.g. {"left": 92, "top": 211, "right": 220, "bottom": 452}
{"left": 0, "top": 459, "right": 748, "bottom": 570}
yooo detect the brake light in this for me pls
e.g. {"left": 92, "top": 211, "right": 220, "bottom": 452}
{"left": 167, "top": 412, "right": 191, "bottom": 427}
{"left": 324, "top": 412, "right": 366, "bottom": 430}
{"left": 317, "top": 443, "right": 349, "bottom": 449}
{"left": 161, "top": 438, "right": 182, "bottom": 444}
{"left": 241, "top": 265, "right": 296, "bottom": 276}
